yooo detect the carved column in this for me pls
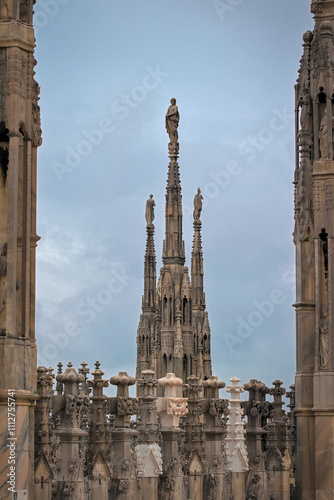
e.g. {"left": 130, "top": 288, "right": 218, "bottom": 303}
{"left": 0, "top": 4, "right": 41, "bottom": 497}
{"left": 182, "top": 376, "right": 206, "bottom": 500}
{"left": 202, "top": 375, "right": 229, "bottom": 500}
{"left": 135, "top": 370, "right": 162, "bottom": 500}
{"left": 34, "top": 366, "right": 54, "bottom": 500}
{"left": 242, "top": 379, "right": 270, "bottom": 500}
{"left": 157, "top": 373, "right": 188, "bottom": 500}
{"left": 87, "top": 362, "right": 111, "bottom": 500}
{"left": 266, "top": 380, "right": 290, "bottom": 500}
{"left": 225, "top": 377, "right": 248, "bottom": 500}
{"left": 52, "top": 363, "right": 89, "bottom": 500}
{"left": 108, "top": 371, "right": 139, "bottom": 500}
{"left": 294, "top": 6, "right": 334, "bottom": 495}
{"left": 286, "top": 384, "right": 296, "bottom": 484}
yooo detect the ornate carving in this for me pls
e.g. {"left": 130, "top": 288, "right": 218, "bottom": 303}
{"left": 64, "top": 393, "right": 90, "bottom": 427}
{"left": 32, "top": 80, "right": 42, "bottom": 146}
{"left": 137, "top": 369, "right": 157, "bottom": 397}
{"left": 167, "top": 397, "right": 188, "bottom": 427}
{"left": 297, "top": 31, "right": 312, "bottom": 95}
{"left": 117, "top": 397, "right": 138, "bottom": 417}
{"left": 118, "top": 479, "right": 130, "bottom": 493}
{"left": 7, "top": 47, "right": 23, "bottom": 95}
{"left": 135, "top": 443, "right": 163, "bottom": 478}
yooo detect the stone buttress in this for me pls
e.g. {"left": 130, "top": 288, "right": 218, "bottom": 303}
{"left": 294, "top": 1, "right": 334, "bottom": 497}
{"left": 0, "top": 1, "right": 42, "bottom": 498}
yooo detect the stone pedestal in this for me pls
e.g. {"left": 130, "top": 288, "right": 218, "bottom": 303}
{"left": 0, "top": 388, "right": 35, "bottom": 499}
{"left": 159, "top": 428, "right": 186, "bottom": 500}
{"left": 225, "top": 377, "right": 248, "bottom": 500}
{"left": 157, "top": 373, "right": 188, "bottom": 499}
{"left": 135, "top": 371, "right": 163, "bottom": 499}
{"left": 53, "top": 364, "right": 89, "bottom": 500}
{"left": 110, "top": 428, "right": 139, "bottom": 500}
{"left": 231, "top": 471, "right": 247, "bottom": 499}
{"left": 0, "top": 338, "right": 36, "bottom": 498}
{"left": 140, "top": 477, "right": 158, "bottom": 499}
{"left": 89, "top": 480, "right": 109, "bottom": 499}
{"left": 0, "top": 7, "right": 41, "bottom": 499}
{"left": 109, "top": 371, "right": 139, "bottom": 500}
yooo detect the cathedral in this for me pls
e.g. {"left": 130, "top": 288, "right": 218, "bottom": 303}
{"left": 0, "top": 0, "right": 333, "bottom": 499}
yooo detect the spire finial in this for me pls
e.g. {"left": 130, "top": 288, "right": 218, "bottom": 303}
{"left": 142, "top": 195, "right": 157, "bottom": 310}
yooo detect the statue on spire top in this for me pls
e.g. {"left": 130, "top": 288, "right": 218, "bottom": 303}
{"left": 145, "top": 194, "right": 155, "bottom": 226}
{"left": 193, "top": 188, "right": 203, "bottom": 221}
{"left": 165, "top": 98, "right": 180, "bottom": 143}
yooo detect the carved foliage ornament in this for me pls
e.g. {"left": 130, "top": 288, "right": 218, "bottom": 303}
{"left": 167, "top": 397, "right": 188, "bottom": 426}
{"left": 117, "top": 397, "right": 138, "bottom": 416}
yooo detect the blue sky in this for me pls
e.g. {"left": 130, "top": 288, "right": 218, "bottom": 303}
{"left": 33, "top": 0, "right": 313, "bottom": 395}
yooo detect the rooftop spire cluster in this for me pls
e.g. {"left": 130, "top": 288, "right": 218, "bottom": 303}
{"left": 136, "top": 100, "right": 212, "bottom": 392}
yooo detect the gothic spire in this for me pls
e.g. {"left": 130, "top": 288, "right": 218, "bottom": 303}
{"left": 142, "top": 195, "right": 156, "bottom": 311}
{"left": 137, "top": 101, "right": 213, "bottom": 388}
{"left": 162, "top": 98, "right": 185, "bottom": 264}
{"left": 191, "top": 188, "right": 205, "bottom": 309}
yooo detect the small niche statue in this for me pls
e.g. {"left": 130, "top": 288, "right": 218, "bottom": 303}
{"left": 319, "top": 307, "right": 329, "bottom": 369}
{"left": 165, "top": 98, "right": 180, "bottom": 144}
{"left": 0, "top": 243, "right": 7, "bottom": 333}
{"left": 145, "top": 194, "right": 155, "bottom": 226}
{"left": 319, "top": 109, "right": 328, "bottom": 159}
{"left": 299, "top": 89, "right": 312, "bottom": 134}
{"left": 193, "top": 187, "right": 203, "bottom": 221}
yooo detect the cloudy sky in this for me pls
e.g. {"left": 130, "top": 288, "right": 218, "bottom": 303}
{"left": 33, "top": 0, "right": 313, "bottom": 396}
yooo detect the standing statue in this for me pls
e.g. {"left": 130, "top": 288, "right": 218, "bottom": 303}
{"left": 193, "top": 187, "right": 203, "bottom": 221}
{"left": 0, "top": 243, "right": 7, "bottom": 333}
{"left": 145, "top": 194, "right": 155, "bottom": 226}
{"left": 299, "top": 90, "right": 312, "bottom": 134}
{"left": 319, "top": 308, "right": 330, "bottom": 369}
{"left": 319, "top": 110, "right": 328, "bottom": 159}
{"left": 165, "top": 98, "right": 180, "bottom": 143}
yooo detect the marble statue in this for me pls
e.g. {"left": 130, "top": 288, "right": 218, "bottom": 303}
{"left": 319, "top": 308, "right": 329, "bottom": 369}
{"left": 193, "top": 187, "right": 203, "bottom": 221}
{"left": 299, "top": 90, "right": 312, "bottom": 133}
{"left": 165, "top": 98, "right": 179, "bottom": 143}
{"left": 145, "top": 194, "right": 155, "bottom": 226}
{"left": 0, "top": 243, "right": 7, "bottom": 332}
{"left": 319, "top": 110, "right": 328, "bottom": 159}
